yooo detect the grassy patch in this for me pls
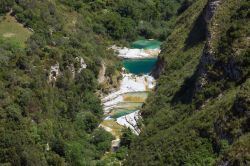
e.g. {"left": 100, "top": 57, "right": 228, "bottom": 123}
{"left": 0, "top": 14, "right": 32, "bottom": 48}
{"left": 101, "top": 120, "right": 124, "bottom": 138}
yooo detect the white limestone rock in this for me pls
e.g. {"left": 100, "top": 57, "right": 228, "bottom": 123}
{"left": 116, "top": 110, "right": 141, "bottom": 135}
{"left": 49, "top": 63, "right": 60, "bottom": 82}
{"left": 110, "top": 45, "right": 160, "bottom": 59}
{"left": 76, "top": 57, "right": 87, "bottom": 73}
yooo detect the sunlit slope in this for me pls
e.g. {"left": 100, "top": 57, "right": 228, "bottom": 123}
{"left": 127, "top": 0, "right": 250, "bottom": 165}
{"left": 0, "top": 14, "right": 32, "bottom": 48}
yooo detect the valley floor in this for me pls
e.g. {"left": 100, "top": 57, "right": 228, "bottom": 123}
{"left": 99, "top": 42, "right": 159, "bottom": 150}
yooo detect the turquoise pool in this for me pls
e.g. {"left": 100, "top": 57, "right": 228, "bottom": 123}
{"left": 123, "top": 58, "right": 157, "bottom": 75}
{"left": 132, "top": 39, "right": 161, "bottom": 49}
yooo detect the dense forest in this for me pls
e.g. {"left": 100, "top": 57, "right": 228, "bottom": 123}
{"left": 0, "top": 0, "right": 249, "bottom": 166}
{"left": 0, "top": 0, "right": 117, "bottom": 165}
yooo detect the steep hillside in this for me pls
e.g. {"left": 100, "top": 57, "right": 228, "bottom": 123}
{"left": 0, "top": 0, "right": 249, "bottom": 165}
{"left": 0, "top": 12, "right": 32, "bottom": 48}
{"left": 0, "top": 1, "right": 118, "bottom": 165}
{"left": 128, "top": 0, "right": 250, "bottom": 165}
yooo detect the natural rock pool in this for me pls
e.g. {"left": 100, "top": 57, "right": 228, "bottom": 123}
{"left": 123, "top": 58, "right": 157, "bottom": 75}
{"left": 100, "top": 39, "right": 161, "bottom": 150}
{"left": 131, "top": 39, "right": 161, "bottom": 49}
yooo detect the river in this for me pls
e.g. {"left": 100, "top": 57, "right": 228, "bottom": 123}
{"left": 99, "top": 39, "right": 161, "bottom": 150}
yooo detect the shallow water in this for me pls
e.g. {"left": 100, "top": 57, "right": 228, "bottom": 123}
{"left": 123, "top": 58, "right": 157, "bottom": 75}
{"left": 100, "top": 39, "right": 159, "bottom": 144}
{"left": 110, "top": 109, "right": 137, "bottom": 119}
{"left": 132, "top": 39, "right": 161, "bottom": 49}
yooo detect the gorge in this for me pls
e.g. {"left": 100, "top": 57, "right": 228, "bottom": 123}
{"left": 100, "top": 39, "right": 161, "bottom": 150}
{"left": 0, "top": 0, "right": 249, "bottom": 165}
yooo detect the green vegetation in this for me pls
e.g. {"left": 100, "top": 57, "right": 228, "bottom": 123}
{"left": 0, "top": 0, "right": 249, "bottom": 165}
{"left": 127, "top": 0, "right": 250, "bottom": 165}
{"left": 0, "top": 0, "right": 120, "bottom": 165}
{"left": 0, "top": 14, "right": 32, "bottom": 48}
{"left": 195, "top": 0, "right": 250, "bottom": 106}
{"left": 100, "top": 120, "right": 124, "bottom": 138}
{"left": 59, "top": 0, "right": 187, "bottom": 41}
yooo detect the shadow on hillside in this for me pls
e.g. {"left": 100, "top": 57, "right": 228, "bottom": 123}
{"left": 184, "top": 8, "right": 207, "bottom": 50}
{"left": 171, "top": 71, "right": 198, "bottom": 105}
{"left": 171, "top": 7, "right": 208, "bottom": 105}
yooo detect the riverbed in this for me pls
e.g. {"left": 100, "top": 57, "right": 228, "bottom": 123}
{"left": 100, "top": 39, "right": 161, "bottom": 149}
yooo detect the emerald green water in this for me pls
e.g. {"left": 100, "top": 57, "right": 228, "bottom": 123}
{"left": 132, "top": 39, "right": 161, "bottom": 49}
{"left": 123, "top": 39, "right": 160, "bottom": 75}
{"left": 123, "top": 58, "right": 157, "bottom": 75}
{"left": 111, "top": 109, "right": 137, "bottom": 119}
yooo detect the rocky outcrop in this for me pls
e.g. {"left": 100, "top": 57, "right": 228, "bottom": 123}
{"left": 110, "top": 45, "right": 160, "bottom": 59}
{"left": 48, "top": 63, "right": 60, "bottom": 83}
{"left": 195, "top": 0, "right": 221, "bottom": 91}
{"left": 48, "top": 57, "right": 87, "bottom": 84}
{"left": 116, "top": 111, "right": 141, "bottom": 135}
{"left": 217, "top": 161, "right": 230, "bottom": 166}
{"left": 76, "top": 57, "right": 87, "bottom": 73}
{"left": 195, "top": 0, "right": 250, "bottom": 97}
{"left": 204, "top": 0, "right": 221, "bottom": 22}
{"left": 152, "top": 1, "right": 221, "bottom": 80}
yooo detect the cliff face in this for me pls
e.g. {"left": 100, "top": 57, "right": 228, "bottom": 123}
{"left": 194, "top": 0, "right": 221, "bottom": 101}
{"left": 194, "top": 0, "right": 249, "bottom": 106}
{"left": 152, "top": 0, "right": 221, "bottom": 80}
{"left": 205, "top": 0, "right": 221, "bottom": 21}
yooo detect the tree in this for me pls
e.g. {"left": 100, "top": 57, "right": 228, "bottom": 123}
{"left": 91, "top": 128, "right": 113, "bottom": 152}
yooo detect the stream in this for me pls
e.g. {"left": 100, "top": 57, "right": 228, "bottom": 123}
{"left": 99, "top": 39, "right": 161, "bottom": 150}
